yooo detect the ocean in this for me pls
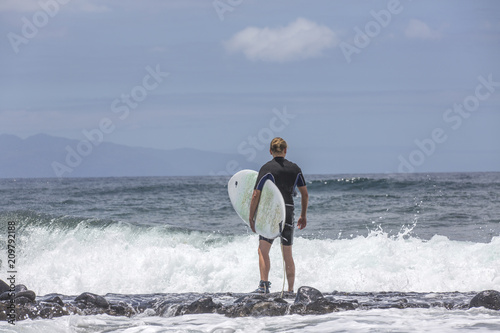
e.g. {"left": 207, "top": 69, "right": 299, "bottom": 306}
{"left": 1, "top": 172, "right": 500, "bottom": 332}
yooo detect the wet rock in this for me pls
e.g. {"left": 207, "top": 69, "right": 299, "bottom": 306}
{"left": 470, "top": 290, "right": 500, "bottom": 310}
{"left": 225, "top": 295, "right": 287, "bottom": 317}
{"left": 249, "top": 300, "right": 287, "bottom": 316}
{"left": 333, "top": 300, "right": 357, "bottom": 310}
{"left": 158, "top": 296, "right": 222, "bottom": 317}
{"left": 306, "top": 298, "right": 339, "bottom": 314}
{"left": 180, "top": 296, "right": 220, "bottom": 315}
{"left": 273, "top": 297, "right": 288, "bottom": 305}
{"left": 0, "top": 303, "right": 11, "bottom": 321}
{"left": 0, "top": 289, "right": 36, "bottom": 303}
{"left": 108, "top": 301, "right": 136, "bottom": 317}
{"left": 157, "top": 301, "right": 178, "bottom": 317}
{"left": 0, "top": 283, "right": 36, "bottom": 312}
{"left": 15, "top": 284, "right": 28, "bottom": 293}
{"left": 38, "top": 303, "right": 67, "bottom": 319}
{"left": 234, "top": 294, "right": 267, "bottom": 303}
{"left": 0, "top": 292, "right": 11, "bottom": 301}
{"left": 14, "top": 297, "right": 34, "bottom": 306}
{"left": 62, "top": 303, "right": 81, "bottom": 316}
{"left": 292, "top": 286, "right": 331, "bottom": 315}
{"left": 0, "top": 281, "right": 9, "bottom": 294}
{"left": 226, "top": 294, "right": 273, "bottom": 317}
{"left": 294, "top": 286, "right": 324, "bottom": 304}
{"left": 16, "top": 290, "right": 36, "bottom": 302}
{"left": 42, "top": 295, "right": 65, "bottom": 307}
{"left": 75, "top": 292, "right": 109, "bottom": 309}
{"left": 290, "top": 297, "right": 336, "bottom": 315}
{"left": 0, "top": 280, "right": 481, "bottom": 322}
{"left": 290, "top": 286, "right": 357, "bottom": 314}
{"left": 224, "top": 295, "right": 260, "bottom": 317}
{"left": 14, "top": 303, "right": 39, "bottom": 321}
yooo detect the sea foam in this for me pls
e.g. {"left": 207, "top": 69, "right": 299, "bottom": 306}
{"left": 16, "top": 220, "right": 500, "bottom": 296}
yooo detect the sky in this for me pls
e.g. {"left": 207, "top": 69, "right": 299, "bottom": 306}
{"left": 1, "top": 0, "right": 499, "bottom": 175}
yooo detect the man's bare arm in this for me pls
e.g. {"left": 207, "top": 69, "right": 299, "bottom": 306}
{"left": 297, "top": 186, "right": 308, "bottom": 230}
{"left": 249, "top": 189, "right": 261, "bottom": 233}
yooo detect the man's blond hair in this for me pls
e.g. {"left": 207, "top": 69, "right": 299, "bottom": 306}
{"left": 270, "top": 137, "right": 287, "bottom": 154}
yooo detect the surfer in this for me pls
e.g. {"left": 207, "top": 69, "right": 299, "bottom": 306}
{"left": 249, "top": 137, "right": 308, "bottom": 294}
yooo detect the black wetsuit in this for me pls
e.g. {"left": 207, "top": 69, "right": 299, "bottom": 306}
{"left": 254, "top": 157, "right": 306, "bottom": 246}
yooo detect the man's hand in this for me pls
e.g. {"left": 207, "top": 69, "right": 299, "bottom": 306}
{"left": 297, "top": 216, "right": 307, "bottom": 230}
{"left": 249, "top": 218, "right": 256, "bottom": 233}
{"left": 297, "top": 186, "right": 308, "bottom": 230}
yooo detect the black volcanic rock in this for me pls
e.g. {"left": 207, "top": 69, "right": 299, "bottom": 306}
{"left": 470, "top": 290, "right": 500, "bottom": 310}
{"left": 177, "top": 296, "right": 221, "bottom": 315}
{"left": 75, "top": 292, "right": 109, "bottom": 309}
{"left": 294, "top": 286, "right": 324, "bottom": 304}
{"left": 0, "top": 281, "right": 9, "bottom": 294}
{"left": 0, "top": 280, "right": 485, "bottom": 322}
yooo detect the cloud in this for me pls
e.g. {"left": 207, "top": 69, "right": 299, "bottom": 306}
{"left": 224, "top": 18, "right": 338, "bottom": 62}
{"left": 405, "top": 19, "right": 442, "bottom": 40}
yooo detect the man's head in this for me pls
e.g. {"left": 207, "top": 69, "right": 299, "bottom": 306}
{"left": 270, "top": 137, "right": 287, "bottom": 157}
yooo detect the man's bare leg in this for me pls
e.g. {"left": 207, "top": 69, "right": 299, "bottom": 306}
{"left": 282, "top": 245, "right": 295, "bottom": 292}
{"left": 258, "top": 240, "right": 272, "bottom": 281}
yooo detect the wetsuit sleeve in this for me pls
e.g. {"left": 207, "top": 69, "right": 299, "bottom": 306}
{"left": 295, "top": 170, "right": 306, "bottom": 188}
{"left": 254, "top": 172, "right": 275, "bottom": 191}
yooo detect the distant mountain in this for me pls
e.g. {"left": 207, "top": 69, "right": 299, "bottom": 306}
{"left": 0, "top": 134, "right": 260, "bottom": 178}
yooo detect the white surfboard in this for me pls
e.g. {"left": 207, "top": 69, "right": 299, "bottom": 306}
{"left": 228, "top": 169, "right": 285, "bottom": 239}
